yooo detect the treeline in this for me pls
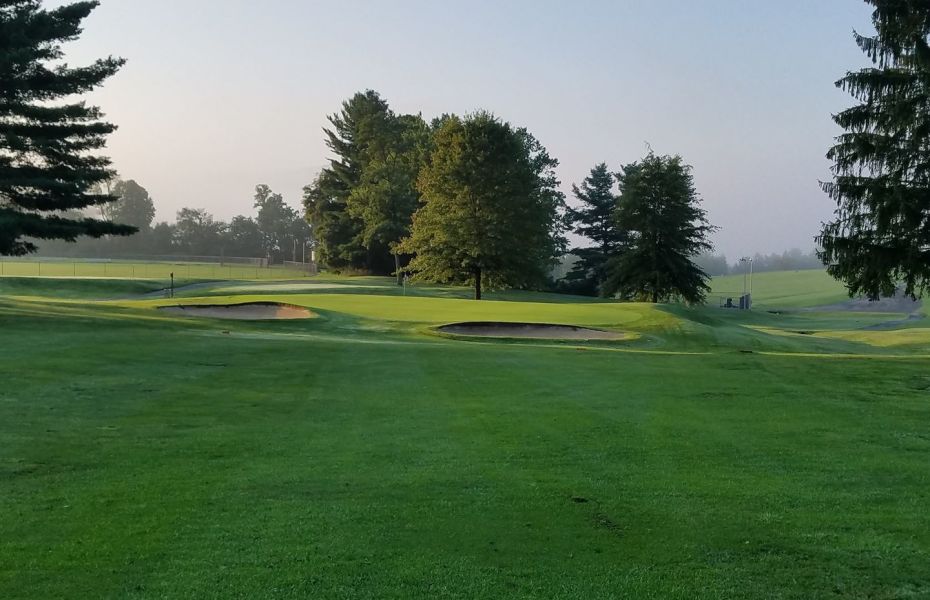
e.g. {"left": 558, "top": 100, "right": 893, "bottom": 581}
{"left": 306, "top": 90, "right": 717, "bottom": 301}
{"left": 690, "top": 249, "right": 823, "bottom": 277}
{"left": 38, "top": 181, "right": 311, "bottom": 263}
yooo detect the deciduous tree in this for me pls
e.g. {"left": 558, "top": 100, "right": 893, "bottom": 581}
{"left": 348, "top": 114, "right": 430, "bottom": 284}
{"left": 401, "top": 113, "right": 566, "bottom": 300}
{"left": 102, "top": 180, "right": 155, "bottom": 230}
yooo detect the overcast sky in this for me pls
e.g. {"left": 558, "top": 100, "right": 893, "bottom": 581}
{"left": 53, "top": 0, "right": 875, "bottom": 258}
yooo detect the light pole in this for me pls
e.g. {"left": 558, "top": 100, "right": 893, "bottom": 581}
{"left": 739, "top": 256, "right": 753, "bottom": 309}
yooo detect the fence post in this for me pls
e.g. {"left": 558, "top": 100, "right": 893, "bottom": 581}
{"left": 38, "top": 262, "right": 41, "bottom": 277}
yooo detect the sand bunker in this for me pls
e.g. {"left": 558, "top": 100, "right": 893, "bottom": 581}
{"left": 438, "top": 322, "right": 624, "bottom": 340}
{"left": 159, "top": 302, "right": 314, "bottom": 320}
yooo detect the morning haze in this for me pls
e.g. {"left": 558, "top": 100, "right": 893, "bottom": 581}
{"left": 54, "top": 0, "right": 872, "bottom": 257}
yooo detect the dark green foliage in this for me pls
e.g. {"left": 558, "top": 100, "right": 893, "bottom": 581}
{"left": 348, "top": 113, "right": 430, "bottom": 283}
{"left": 224, "top": 215, "right": 264, "bottom": 258}
{"left": 401, "top": 112, "right": 566, "bottom": 300}
{"left": 566, "top": 163, "right": 625, "bottom": 295}
{"left": 304, "top": 91, "right": 397, "bottom": 273}
{"left": 253, "top": 184, "right": 311, "bottom": 262}
{"left": 102, "top": 179, "right": 155, "bottom": 230}
{"left": 0, "top": 0, "right": 131, "bottom": 255}
{"left": 603, "top": 152, "right": 715, "bottom": 303}
{"left": 173, "top": 208, "right": 224, "bottom": 256}
{"left": 819, "top": 0, "right": 930, "bottom": 299}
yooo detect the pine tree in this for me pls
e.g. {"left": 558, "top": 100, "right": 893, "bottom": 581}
{"left": 603, "top": 152, "right": 715, "bottom": 304}
{"left": 567, "top": 163, "right": 625, "bottom": 295}
{"left": 0, "top": 1, "right": 132, "bottom": 255}
{"left": 400, "top": 113, "right": 565, "bottom": 300}
{"left": 818, "top": 1, "right": 930, "bottom": 299}
{"left": 303, "top": 90, "right": 395, "bottom": 273}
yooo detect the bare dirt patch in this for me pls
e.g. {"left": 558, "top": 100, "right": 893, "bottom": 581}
{"left": 159, "top": 302, "right": 314, "bottom": 320}
{"left": 437, "top": 322, "right": 624, "bottom": 340}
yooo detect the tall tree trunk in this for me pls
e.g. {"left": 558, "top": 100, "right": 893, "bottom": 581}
{"left": 474, "top": 267, "right": 482, "bottom": 300}
{"left": 394, "top": 252, "right": 402, "bottom": 286}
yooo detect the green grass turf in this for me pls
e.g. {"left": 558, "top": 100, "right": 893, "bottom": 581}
{"left": 710, "top": 269, "right": 849, "bottom": 308}
{"left": 0, "top": 258, "right": 311, "bottom": 281}
{"left": 2, "top": 274, "right": 930, "bottom": 598}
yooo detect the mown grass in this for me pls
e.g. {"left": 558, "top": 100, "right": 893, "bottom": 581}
{"left": 0, "top": 259, "right": 311, "bottom": 280}
{"left": 1, "top": 274, "right": 929, "bottom": 599}
{"left": 710, "top": 269, "right": 849, "bottom": 308}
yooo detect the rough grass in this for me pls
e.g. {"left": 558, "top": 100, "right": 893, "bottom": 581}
{"left": 1, "top": 274, "right": 929, "bottom": 599}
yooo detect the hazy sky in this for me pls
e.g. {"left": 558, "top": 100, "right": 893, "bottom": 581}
{"left": 53, "top": 0, "right": 875, "bottom": 258}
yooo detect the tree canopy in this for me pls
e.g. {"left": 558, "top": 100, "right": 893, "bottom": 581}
{"left": 0, "top": 0, "right": 132, "bottom": 255}
{"left": 566, "top": 163, "right": 625, "bottom": 295}
{"left": 603, "top": 152, "right": 715, "bottom": 303}
{"left": 400, "top": 112, "right": 566, "bottom": 300}
{"left": 254, "top": 184, "right": 310, "bottom": 263}
{"left": 304, "top": 90, "right": 398, "bottom": 274}
{"left": 347, "top": 113, "right": 430, "bottom": 283}
{"left": 102, "top": 180, "right": 155, "bottom": 230}
{"left": 818, "top": 0, "right": 930, "bottom": 299}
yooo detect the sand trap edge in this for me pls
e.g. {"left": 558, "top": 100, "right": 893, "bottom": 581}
{"left": 158, "top": 302, "right": 315, "bottom": 321}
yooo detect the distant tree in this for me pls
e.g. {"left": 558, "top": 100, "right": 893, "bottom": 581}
{"left": 566, "top": 163, "right": 626, "bottom": 294}
{"left": 739, "top": 248, "right": 822, "bottom": 274}
{"left": 0, "top": 0, "right": 132, "bottom": 255}
{"left": 224, "top": 215, "right": 263, "bottom": 257}
{"left": 304, "top": 90, "right": 395, "bottom": 273}
{"left": 819, "top": 1, "right": 930, "bottom": 299}
{"left": 173, "top": 208, "right": 225, "bottom": 256}
{"left": 102, "top": 180, "right": 156, "bottom": 230}
{"left": 603, "top": 153, "right": 716, "bottom": 303}
{"left": 253, "top": 184, "right": 309, "bottom": 262}
{"left": 694, "top": 252, "right": 729, "bottom": 277}
{"left": 401, "top": 113, "right": 566, "bottom": 300}
{"left": 148, "top": 222, "right": 176, "bottom": 254}
{"left": 348, "top": 113, "right": 430, "bottom": 284}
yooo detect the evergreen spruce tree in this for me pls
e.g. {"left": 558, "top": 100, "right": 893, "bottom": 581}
{"left": 566, "top": 163, "right": 625, "bottom": 295}
{"left": 603, "top": 152, "right": 715, "bottom": 303}
{"left": 818, "top": 1, "right": 930, "bottom": 299}
{"left": 0, "top": 1, "right": 132, "bottom": 255}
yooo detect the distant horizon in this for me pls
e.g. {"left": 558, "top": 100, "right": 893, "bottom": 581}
{"left": 49, "top": 0, "right": 876, "bottom": 258}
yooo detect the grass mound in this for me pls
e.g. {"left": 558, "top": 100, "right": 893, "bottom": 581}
{"left": 437, "top": 321, "right": 625, "bottom": 340}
